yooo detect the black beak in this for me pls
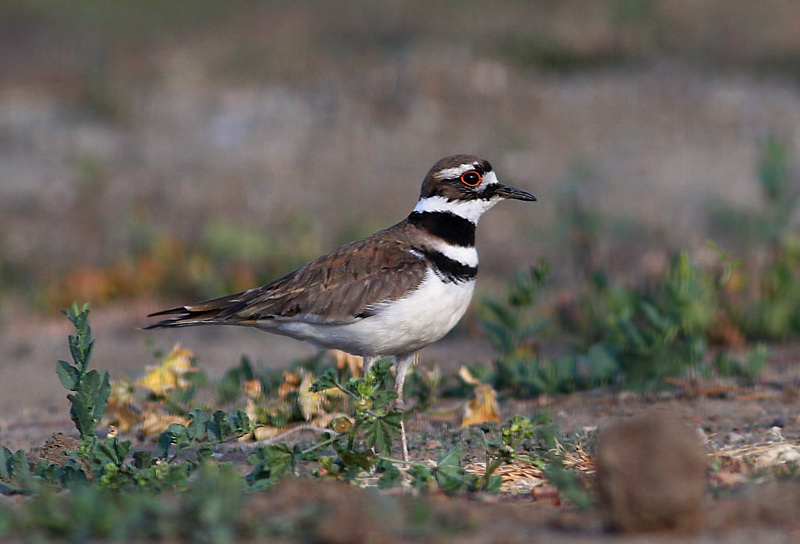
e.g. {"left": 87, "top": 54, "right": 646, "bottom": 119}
{"left": 494, "top": 184, "right": 536, "bottom": 202}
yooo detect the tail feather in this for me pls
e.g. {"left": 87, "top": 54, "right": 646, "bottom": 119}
{"left": 142, "top": 312, "right": 214, "bottom": 329}
{"left": 143, "top": 292, "right": 253, "bottom": 329}
{"left": 147, "top": 306, "right": 188, "bottom": 318}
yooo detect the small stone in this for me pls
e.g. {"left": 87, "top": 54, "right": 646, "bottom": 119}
{"left": 765, "top": 426, "right": 784, "bottom": 443}
{"left": 726, "top": 432, "right": 746, "bottom": 444}
{"left": 595, "top": 411, "right": 707, "bottom": 533}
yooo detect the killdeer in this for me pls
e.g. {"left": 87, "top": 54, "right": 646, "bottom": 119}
{"left": 145, "top": 154, "right": 535, "bottom": 459}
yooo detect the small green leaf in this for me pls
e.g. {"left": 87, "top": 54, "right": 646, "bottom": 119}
{"left": 158, "top": 423, "right": 190, "bottom": 459}
{"left": 364, "top": 411, "right": 401, "bottom": 454}
{"left": 97, "top": 436, "right": 131, "bottom": 466}
{"left": 639, "top": 301, "right": 672, "bottom": 332}
{"left": 209, "top": 410, "right": 231, "bottom": 440}
{"left": 372, "top": 390, "right": 398, "bottom": 410}
{"left": 310, "top": 368, "right": 338, "bottom": 392}
{"left": 433, "top": 447, "right": 470, "bottom": 492}
{"left": 56, "top": 360, "right": 80, "bottom": 390}
{"left": 408, "top": 464, "right": 433, "bottom": 489}
{"left": 4, "top": 449, "right": 34, "bottom": 491}
{"left": 187, "top": 409, "right": 209, "bottom": 441}
{"left": 482, "top": 300, "right": 517, "bottom": 330}
{"left": 0, "top": 447, "right": 14, "bottom": 480}
{"left": 91, "top": 370, "right": 111, "bottom": 421}
{"left": 227, "top": 409, "right": 251, "bottom": 433}
{"left": 436, "top": 446, "right": 462, "bottom": 468}
{"left": 67, "top": 394, "right": 94, "bottom": 438}
{"left": 481, "top": 473, "right": 503, "bottom": 493}
{"left": 67, "top": 369, "right": 110, "bottom": 439}
{"left": 69, "top": 336, "right": 93, "bottom": 368}
{"left": 157, "top": 432, "right": 173, "bottom": 460}
{"left": 338, "top": 448, "right": 375, "bottom": 471}
{"left": 132, "top": 450, "right": 154, "bottom": 469}
{"left": 246, "top": 443, "right": 295, "bottom": 485}
{"left": 369, "top": 359, "right": 395, "bottom": 384}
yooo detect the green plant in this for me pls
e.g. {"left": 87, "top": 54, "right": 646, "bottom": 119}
{"left": 481, "top": 259, "right": 551, "bottom": 357}
{"left": 311, "top": 359, "right": 401, "bottom": 454}
{"left": 708, "top": 345, "right": 769, "bottom": 384}
{"left": 56, "top": 303, "right": 110, "bottom": 448}
{"left": 244, "top": 361, "right": 518, "bottom": 494}
{"left": 481, "top": 260, "right": 551, "bottom": 394}
{"left": 0, "top": 448, "right": 39, "bottom": 494}
{"left": 0, "top": 304, "right": 259, "bottom": 494}
{"left": 478, "top": 414, "right": 593, "bottom": 507}
{"left": 479, "top": 415, "right": 541, "bottom": 492}
{"left": 597, "top": 251, "right": 715, "bottom": 381}
{"left": 736, "top": 236, "right": 800, "bottom": 340}
{"left": 480, "top": 260, "right": 619, "bottom": 394}
{"left": 564, "top": 252, "right": 714, "bottom": 384}
{"left": 157, "top": 409, "right": 252, "bottom": 463}
{"left": 757, "top": 135, "right": 800, "bottom": 249}
{"left": 549, "top": 245, "right": 771, "bottom": 387}
{"left": 706, "top": 136, "right": 800, "bottom": 340}
{"left": 0, "top": 466, "right": 254, "bottom": 543}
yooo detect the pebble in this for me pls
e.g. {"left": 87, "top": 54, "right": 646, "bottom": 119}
{"left": 595, "top": 411, "right": 707, "bottom": 533}
{"left": 765, "top": 426, "right": 785, "bottom": 443}
{"left": 726, "top": 432, "right": 746, "bottom": 443}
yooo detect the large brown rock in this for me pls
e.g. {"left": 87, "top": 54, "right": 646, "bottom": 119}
{"left": 595, "top": 410, "right": 707, "bottom": 533}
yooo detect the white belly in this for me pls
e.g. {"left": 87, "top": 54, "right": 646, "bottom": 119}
{"left": 258, "top": 269, "right": 476, "bottom": 357}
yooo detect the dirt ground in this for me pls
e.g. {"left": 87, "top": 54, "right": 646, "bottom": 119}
{"left": 4, "top": 1, "right": 800, "bottom": 541}
{"left": 2, "top": 304, "right": 800, "bottom": 542}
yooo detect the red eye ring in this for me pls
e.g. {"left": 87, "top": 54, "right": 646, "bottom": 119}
{"left": 460, "top": 170, "right": 482, "bottom": 186}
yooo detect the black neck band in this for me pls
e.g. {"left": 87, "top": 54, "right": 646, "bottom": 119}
{"left": 408, "top": 211, "right": 476, "bottom": 247}
{"left": 418, "top": 248, "right": 478, "bottom": 283}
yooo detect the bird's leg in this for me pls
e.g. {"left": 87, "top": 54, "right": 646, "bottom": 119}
{"left": 362, "top": 356, "right": 377, "bottom": 377}
{"left": 394, "top": 353, "right": 418, "bottom": 411}
{"left": 394, "top": 353, "right": 419, "bottom": 463}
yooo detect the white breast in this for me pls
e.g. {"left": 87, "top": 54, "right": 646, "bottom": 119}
{"left": 260, "top": 268, "right": 476, "bottom": 357}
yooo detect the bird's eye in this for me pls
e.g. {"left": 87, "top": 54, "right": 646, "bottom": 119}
{"left": 460, "top": 171, "right": 482, "bottom": 186}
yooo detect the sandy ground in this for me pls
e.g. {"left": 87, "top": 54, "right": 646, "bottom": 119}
{"left": 4, "top": 2, "right": 800, "bottom": 540}
{"left": 2, "top": 302, "right": 800, "bottom": 543}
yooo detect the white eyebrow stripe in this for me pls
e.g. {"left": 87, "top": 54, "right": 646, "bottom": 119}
{"left": 436, "top": 163, "right": 481, "bottom": 179}
{"left": 481, "top": 170, "right": 499, "bottom": 186}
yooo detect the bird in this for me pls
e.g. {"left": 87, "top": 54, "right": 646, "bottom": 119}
{"left": 144, "top": 154, "right": 536, "bottom": 459}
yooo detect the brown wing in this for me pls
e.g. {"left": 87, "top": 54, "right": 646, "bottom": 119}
{"left": 144, "top": 222, "right": 427, "bottom": 328}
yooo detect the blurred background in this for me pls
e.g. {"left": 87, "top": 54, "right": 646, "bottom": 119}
{"left": 2, "top": 0, "right": 800, "bottom": 411}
